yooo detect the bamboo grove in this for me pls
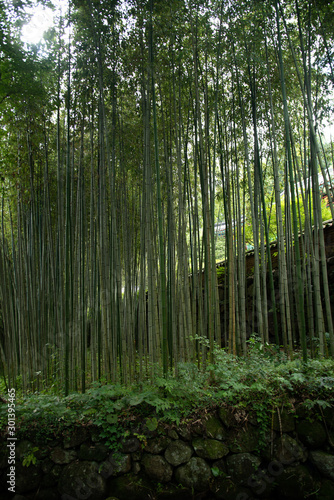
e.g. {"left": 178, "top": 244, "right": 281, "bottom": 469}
{"left": 0, "top": 0, "right": 334, "bottom": 393}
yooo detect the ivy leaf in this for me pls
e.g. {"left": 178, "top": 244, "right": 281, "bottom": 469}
{"left": 290, "top": 372, "right": 305, "bottom": 385}
{"left": 113, "top": 401, "right": 124, "bottom": 410}
{"left": 211, "top": 466, "right": 221, "bottom": 478}
{"left": 83, "top": 408, "right": 96, "bottom": 415}
{"left": 128, "top": 395, "right": 144, "bottom": 406}
{"left": 317, "top": 400, "right": 331, "bottom": 409}
{"left": 106, "top": 414, "right": 118, "bottom": 424}
{"left": 146, "top": 417, "right": 158, "bottom": 431}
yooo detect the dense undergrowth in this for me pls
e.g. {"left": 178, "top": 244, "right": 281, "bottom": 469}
{"left": 0, "top": 338, "right": 334, "bottom": 450}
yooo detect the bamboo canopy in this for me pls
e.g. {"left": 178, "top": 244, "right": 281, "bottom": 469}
{"left": 0, "top": 0, "right": 334, "bottom": 393}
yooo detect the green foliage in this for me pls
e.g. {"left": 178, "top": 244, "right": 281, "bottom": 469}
{"left": 133, "top": 432, "right": 148, "bottom": 447}
{"left": 1, "top": 346, "right": 333, "bottom": 451}
{"left": 22, "top": 447, "right": 39, "bottom": 467}
{"left": 211, "top": 465, "right": 224, "bottom": 478}
{"left": 244, "top": 194, "right": 332, "bottom": 246}
{"left": 0, "top": 393, "right": 79, "bottom": 443}
{"left": 253, "top": 400, "right": 272, "bottom": 450}
{"left": 215, "top": 237, "right": 227, "bottom": 262}
{"left": 303, "top": 399, "right": 331, "bottom": 410}
{"left": 146, "top": 417, "right": 158, "bottom": 432}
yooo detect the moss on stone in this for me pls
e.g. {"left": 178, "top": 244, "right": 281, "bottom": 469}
{"left": 192, "top": 437, "right": 229, "bottom": 460}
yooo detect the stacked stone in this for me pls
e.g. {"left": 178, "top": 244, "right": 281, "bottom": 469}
{"left": 0, "top": 404, "right": 334, "bottom": 500}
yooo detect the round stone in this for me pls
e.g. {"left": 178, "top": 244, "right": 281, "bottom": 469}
{"left": 165, "top": 440, "right": 193, "bottom": 466}
{"left": 175, "top": 457, "right": 212, "bottom": 491}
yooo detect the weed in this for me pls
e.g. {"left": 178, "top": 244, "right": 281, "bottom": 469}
{"left": 22, "top": 447, "right": 39, "bottom": 467}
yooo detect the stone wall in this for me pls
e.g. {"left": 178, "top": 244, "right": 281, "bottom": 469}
{"left": 1, "top": 404, "right": 334, "bottom": 500}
